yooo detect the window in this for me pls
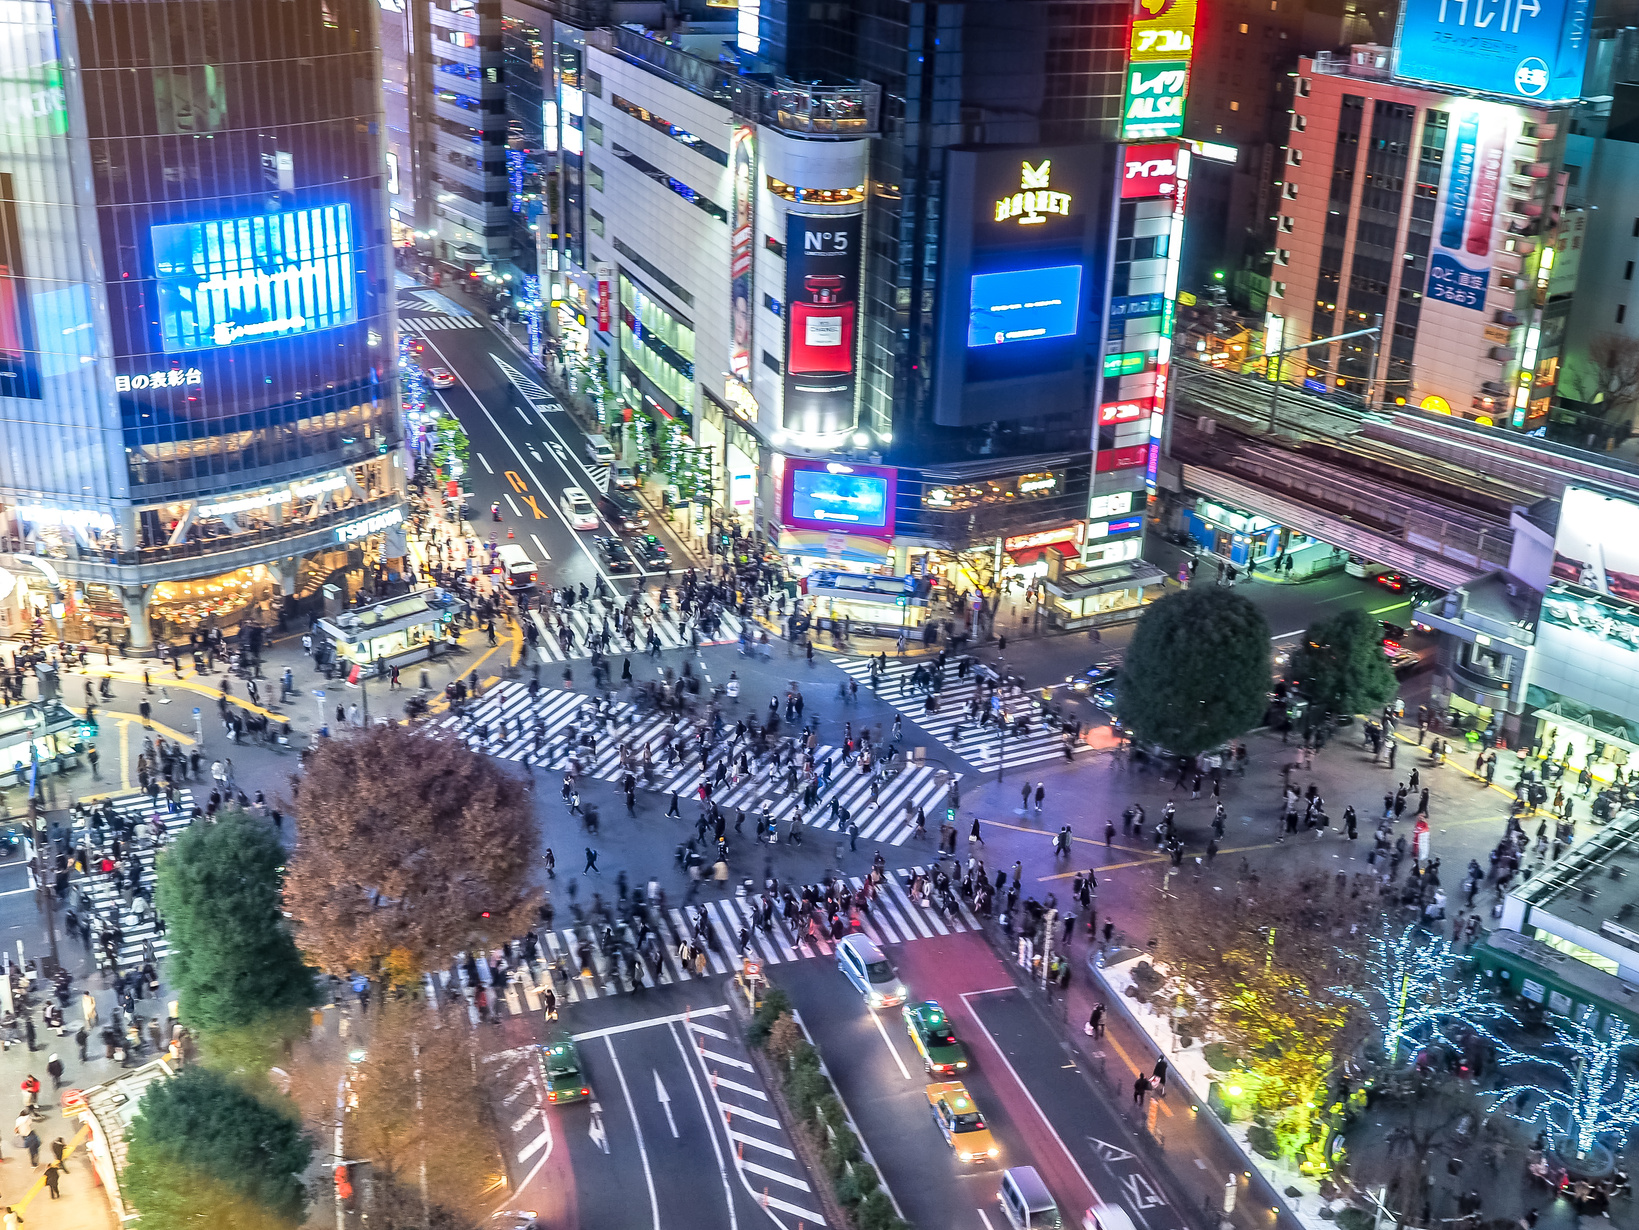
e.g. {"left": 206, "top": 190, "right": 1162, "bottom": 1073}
{"left": 765, "top": 235, "right": 785, "bottom": 258}
{"left": 588, "top": 162, "right": 604, "bottom": 191}
{"left": 1239, "top": 22, "right": 1248, "bottom": 32}
{"left": 762, "top": 350, "right": 781, "bottom": 374}
{"left": 1277, "top": 249, "right": 1290, "bottom": 264}
{"left": 589, "top": 209, "right": 604, "bottom": 236}
{"left": 611, "top": 144, "right": 728, "bottom": 222}
{"left": 1633, "top": 217, "right": 1639, "bottom": 238}
{"left": 1620, "top": 305, "right": 1628, "bottom": 324}
{"left": 1230, "top": 100, "right": 1240, "bottom": 111}
{"left": 610, "top": 95, "right": 728, "bottom": 165}
{"left": 763, "top": 293, "right": 782, "bottom": 316}
{"left": 1298, "top": 78, "right": 1311, "bottom": 96}
{"left": 585, "top": 70, "right": 603, "bottom": 97}
{"left": 1273, "top": 280, "right": 1287, "bottom": 297}
{"left": 1280, "top": 216, "right": 1294, "bottom": 232}
{"left": 1627, "top": 261, "right": 1634, "bottom": 281}
{"left": 586, "top": 118, "right": 603, "bottom": 145}
{"left": 1295, "top": 114, "right": 1307, "bottom": 131}
{"left": 1283, "top": 182, "right": 1299, "bottom": 199}
{"left": 1288, "top": 148, "right": 1302, "bottom": 165}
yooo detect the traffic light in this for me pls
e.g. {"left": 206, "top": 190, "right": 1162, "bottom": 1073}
{"left": 1212, "top": 270, "right": 1226, "bottom": 282}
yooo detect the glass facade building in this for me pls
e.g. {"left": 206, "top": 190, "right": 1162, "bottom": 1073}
{"left": 0, "top": 0, "right": 401, "bottom": 647}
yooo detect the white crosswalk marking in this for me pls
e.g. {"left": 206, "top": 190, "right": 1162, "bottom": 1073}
{"left": 431, "top": 680, "right": 961, "bottom": 847}
{"left": 494, "top": 355, "right": 554, "bottom": 406}
{"left": 400, "top": 314, "right": 483, "bottom": 331}
{"left": 830, "top": 656, "right": 1090, "bottom": 771}
{"left": 511, "top": 591, "right": 743, "bottom": 663}
{"left": 425, "top": 866, "right": 980, "bottom": 1020}
{"left": 70, "top": 790, "right": 196, "bottom": 971}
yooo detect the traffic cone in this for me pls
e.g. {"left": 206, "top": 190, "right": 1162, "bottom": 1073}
{"left": 508, "top": 528, "right": 516, "bottom": 539}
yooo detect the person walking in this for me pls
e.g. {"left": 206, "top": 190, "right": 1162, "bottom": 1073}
{"left": 969, "top": 817, "right": 984, "bottom": 846}
{"left": 1132, "top": 1074, "right": 1148, "bottom": 1106}
{"left": 1033, "top": 783, "right": 1045, "bottom": 815}
{"left": 1020, "top": 782, "right": 1030, "bottom": 814}
{"left": 44, "top": 1160, "right": 63, "bottom": 1199}
{"left": 45, "top": 1055, "right": 62, "bottom": 1091}
{"left": 584, "top": 846, "right": 599, "bottom": 873}
{"left": 1152, "top": 1056, "right": 1169, "bottom": 1096}
{"left": 22, "top": 1128, "right": 39, "bottom": 1167}
{"left": 1085, "top": 1002, "right": 1105, "bottom": 1037}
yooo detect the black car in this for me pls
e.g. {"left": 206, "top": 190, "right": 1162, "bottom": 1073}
{"left": 1066, "top": 661, "right": 1121, "bottom": 695}
{"left": 598, "top": 488, "right": 648, "bottom": 534}
{"left": 631, "top": 534, "right": 669, "bottom": 569}
{"left": 595, "top": 536, "right": 637, "bottom": 573}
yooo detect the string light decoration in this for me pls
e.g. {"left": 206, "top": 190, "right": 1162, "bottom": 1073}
{"left": 1333, "top": 923, "right": 1514, "bottom": 1065}
{"left": 1492, "top": 1017, "right": 1639, "bottom": 1161}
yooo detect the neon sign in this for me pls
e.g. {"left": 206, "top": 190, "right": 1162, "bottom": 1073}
{"left": 994, "top": 161, "right": 1074, "bottom": 225}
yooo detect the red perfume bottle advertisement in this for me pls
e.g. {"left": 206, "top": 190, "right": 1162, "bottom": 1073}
{"left": 789, "top": 274, "right": 854, "bottom": 376}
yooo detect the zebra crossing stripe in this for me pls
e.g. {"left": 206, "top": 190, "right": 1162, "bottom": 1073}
{"left": 401, "top": 314, "right": 482, "bottom": 331}
{"left": 73, "top": 792, "right": 195, "bottom": 970}
{"left": 830, "top": 657, "right": 1088, "bottom": 771}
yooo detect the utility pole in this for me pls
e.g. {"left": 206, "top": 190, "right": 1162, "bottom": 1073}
{"left": 1265, "top": 324, "right": 1382, "bottom": 433}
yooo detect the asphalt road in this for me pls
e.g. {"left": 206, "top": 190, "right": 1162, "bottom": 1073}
{"left": 772, "top": 930, "right": 1191, "bottom": 1230}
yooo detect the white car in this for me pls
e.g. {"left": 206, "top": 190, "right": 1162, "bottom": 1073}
{"left": 561, "top": 486, "right": 598, "bottom": 531}
{"left": 612, "top": 463, "right": 637, "bottom": 490}
{"left": 836, "top": 934, "right": 907, "bottom": 1009}
{"left": 426, "top": 366, "right": 456, "bottom": 388}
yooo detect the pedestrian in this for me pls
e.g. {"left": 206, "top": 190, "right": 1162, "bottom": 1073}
{"left": 1152, "top": 1056, "right": 1168, "bottom": 1095}
{"left": 1020, "top": 782, "right": 1030, "bottom": 813}
{"left": 1034, "top": 782, "right": 1045, "bottom": 815}
{"left": 44, "top": 1161, "right": 62, "bottom": 1199}
{"left": 1085, "top": 1002, "right": 1105, "bottom": 1037}
{"left": 1132, "top": 1074, "right": 1148, "bottom": 1106}
{"left": 45, "top": 1055, "right": 61, "bottom": 1091}
{"left": 969, "top": 817, "right": 984, "bottom": 846}
{"left": 74, "top": 1026, "right": 87, "bottom": 1064}
{"left": 49, "top": 1137, "right": 65, "bottom": 1171}
{"left": 3, "top": 1206, "right": 19, "bottom": 1229}
{"left": 22, "top": 1129, "right": 39, "bottom": 1167}
{"left": 584, "top": 846, "right": 599, "bottom": 873}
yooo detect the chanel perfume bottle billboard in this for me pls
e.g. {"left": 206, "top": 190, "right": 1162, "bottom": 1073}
{"left": 783, "top": 212, "right": 862, "bottom": 436}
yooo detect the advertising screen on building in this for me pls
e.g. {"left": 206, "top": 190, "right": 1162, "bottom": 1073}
{"left": 968, "top": 266, "right": 1082, "bottom": 347}
{"left": 1426, "top": 103, "right": 1513, "bottom": 313}
{"left": 1552, "top": 486, "right": 1639, "bottom": 602}
{"left": 730, "top": 125, "right": 756, "bottom": 382}
{"left": 0, "top": 173, "right": 39, "bottom": 399}
{"left": 152, "top": 203, "right": 358, "bottom": 352}
{"left": 781, "top": 458, "right": 896, "bottom": 538}
{"left": 783, "top": 213, "right": 862, "bottom": 433}
{"left": 1393, "top": 0, "right": 1592, "bottom": 103}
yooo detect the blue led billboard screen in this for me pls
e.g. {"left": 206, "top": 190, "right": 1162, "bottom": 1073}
{"left": 789, "top": 468, "right": 890, "bottom": 531}
{"left": 152, "top": 204, "right": 357, "bottom": 352}
{"left": 968, "top": 265, "right": 1081, "bottom": 347}
{"left": 1393, "top": 0, "right": 1592, "bottom": 103}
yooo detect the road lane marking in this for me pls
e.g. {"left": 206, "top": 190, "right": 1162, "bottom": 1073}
{"left": 570, "top": 1004, "right": 730, "bottom": 1041}
{"left": 720, "top": 1103, "right": 780, "bottom": 1128}
{"left": 518, "top": 404, "right": 532, "bottom": 424}
{"left": 686, "top": 1020, "right": 730, "bottom": 1040}
{"left": 604, "top": 1036, "right": 660, "bottom": 1229}
{"left": 520, "top": 493, "right": 547, "bottom": 519}
{"left": 701, "top": 1048, "right": 754, "bottom": 1072}
{"left": 764, "top": 1193, "right": 828, "bottom": 1224}
{"left": 870, "top": 1005, "right": 912, "bottom": 1080}
{"left": 740, "top": 1159, "right": 812, "bottom": 1191}
{"left": 976, "top": 1209, "right": 998, "bottom": 1230}
{"left": 666, "top": 1022, "right": 738, "bottom": 1230}
{"left": 959, "top": 988, "right": 1103, "bottom": 1209}
{"left": 505, "top": 494, "right": 523, "bottom": 517}
{"left": 711, "top": 1075, "right": 767, "bottom": 1101}
{"left": 477, "top": 452, "right": 495, "bottom": 474}
{"left": 531, "top": 533, "right": 552, "bottom": 561}
{"left": 728, "top": 1130, "right": 795, "bottom": 1159}
{"left": 516, "top": 1128, "right": 551, "bottom": 1162}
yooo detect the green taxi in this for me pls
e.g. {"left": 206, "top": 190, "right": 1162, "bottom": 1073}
{"left": 903, "top": 1000, "right": 970, "bottom": 1075}
{"left": 540, "top": 1034, "right": 590, "bottom": 1105}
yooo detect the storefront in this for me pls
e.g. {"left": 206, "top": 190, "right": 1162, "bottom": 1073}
{"left": 1042, "top": 559, "right": 1168, "bottom": 629}
{"left": 149, "top": 565, "right": 281, "bottom": 641}
{"left": 316, "top": 587, "right": 466, "bottom": 671}
{"left": 1183, "top": 498, "right": 1285, "bottom": 567}
{"left": 1526, "top": 702, "right": 1639, "bottom": 786}
{"left": 800, "top": 569, "right": 928, "bottom": 634}
{"left": 0, "top": 699, "right": 88, "bottom": 780}
{"left": 1000, "top": 524, "right": 1085, "bottom": 581}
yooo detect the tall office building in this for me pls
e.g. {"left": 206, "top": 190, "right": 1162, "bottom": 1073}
{"left": 544, "top": 0, "right": 1204, "bottom": 624}
{"left": 0, "top": 0, "right": 402, "bottom": 648}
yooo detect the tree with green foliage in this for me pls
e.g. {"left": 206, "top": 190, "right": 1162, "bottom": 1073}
{"left": 1290, "top": 607, "right": 1397, "bottom": 721}
{"left": 1117, "top": 585, "right": 1272, "bottom": 755}
{"left": 155, "top": 811, "right": 317, "bottom": 1043}
{"left": 122, "top": 1066, "right": 311, "bottom": 1230}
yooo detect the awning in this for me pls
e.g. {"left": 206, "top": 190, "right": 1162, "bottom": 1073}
{"left": 777, "top": 529, "right": 891, "bottom": 565}
{"left": 1008, "top": 542, "right": 1081, "bottom": 566}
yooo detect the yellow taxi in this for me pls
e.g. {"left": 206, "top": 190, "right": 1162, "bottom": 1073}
{"left": 925, "top": 1081, "right": 1000, "bottom": 1165}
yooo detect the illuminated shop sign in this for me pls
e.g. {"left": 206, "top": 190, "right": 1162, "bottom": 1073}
{"left": 1103, "top": 350, "right": 1149, "bottom": 377}
{"left": 1109, "top": 293, "right": 1165, "bottom": 319}
{"left": 1122, "top": 62, "right": 1190, "bottom": 140}
{"left": 993, "top": 160, "right": 1074, "bottom": 225}
{"left": 115, "top": 368, "right": 202, "bottom": 392}
{"left": 1016, "top": 472, "right": 1059, "bottom": 494}
{"left": 1129, "top": 0, "right": 1197, "bottom": 59}
{"left": 1089, "top": 491, "right": 1134, "bottom": 519}
{"left": 152, "top": 204, "right": 357, "bottom": 352}
{"left": 1121, "top": 144, "right": 1180, "bottom": 200}
{"left": 335, "top": 506, "right": 404, "bottom": 543}
{"left": 1096, "top": 445, "right": 1151, "bottom": 472}
{"left": 1099, "top": 398, "right": 1151, "bottom": 424}
{"left": 15, "top": 505, "right": 114, "bottom": 531}
{"left": 1004, "top": 524, "right": 1084, "bottom": 553}
{"left": 1087, "top": 516, "right": 1145, "bottom": 539}
{"left": 198, "top": 475, "right": 347, "bottom": 518}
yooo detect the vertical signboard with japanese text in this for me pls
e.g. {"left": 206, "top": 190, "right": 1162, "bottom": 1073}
{"left": 1123, "top": 0, "right": 1197, "bottom": 141}
{"left": 783, "top": 213, "right": 862, "bottom": 436}
{"left": 1428, "top": 103, "right": 1508, "bottom": 313}
{"left": 730, "top": 126, "right": 756, "bottom": 384}
{"left": 595, "top": 262, "right": 612, "bottom": 333}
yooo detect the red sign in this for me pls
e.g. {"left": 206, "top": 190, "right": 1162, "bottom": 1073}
{"left": 1122, "top": 143, "right": 1180, "bottom": 200}
{"left": 596, "top": 279, "right": 611, "bottom": 333}
{"left": 1096, "top": 445, "right": 1151, "bottom": 473}
{"left": 1004, "top": 524, "right": 1084, "bottom": 554}
{"left": 1099, "top": 398, "right": 1151, "bottom": 425}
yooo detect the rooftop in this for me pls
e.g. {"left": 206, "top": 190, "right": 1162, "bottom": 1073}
{"left": 1513, "top": 807, "right": 1639, "bottom": 949}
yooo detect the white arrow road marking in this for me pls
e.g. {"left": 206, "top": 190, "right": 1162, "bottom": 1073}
{"left": 1089, "top": 1136, "right": 1136, "bottom": 1163}
{"left": 654, "top": 1070, "right": 679, "bottom": 1138}
{"left": 530, "top": 448, "right": 543, "bottom": 461}
{"left": 587, "top": 1100, "right": 609, "bottom": 1154}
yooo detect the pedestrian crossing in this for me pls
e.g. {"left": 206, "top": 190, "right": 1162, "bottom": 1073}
{"left": 830, "top": 657, "right": 1090, "bottom": 772}
{"left": 400, "top": 313, "right": 483, "bottom": 332}
{"left": 495, "top": 355, "right": 553, "bottom": 407}
{"left": 523, "top": 595, "right": 745, "bottom": 663}
{"left": 429, "top": 681, "right": 959, "bottom": 847}
{"left": 68, "top": 791, "right": 195, "bottom": 972}
{"left": 429, "top": 867, "right": 981, "bottom": 1012}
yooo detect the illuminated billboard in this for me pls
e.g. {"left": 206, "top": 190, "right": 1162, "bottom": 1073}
{"left": 783, "top": 213, "right": 862, "bottom": 434}
{"left": 968, "top": 266, "right": 1082, "bottom": 347}
{"left": 1123, "top": 0, "right": 1197, "bottom": 141}
{"left": 1393, "top": 0, "right": 1592, "bottom": 104}
{"left": 781, "top": 458, "right": 896, "bottom": 538}
{"left": 152, "top": 203, "right": 357, "bottom": 352}
{"left": 1427, "top": 103, "right": 1509, "bottom": 312}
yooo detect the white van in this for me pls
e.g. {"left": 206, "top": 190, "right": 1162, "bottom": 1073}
{"left": 496, "top": 544, "right": 537, "bottom": 590}
{"left": 584, "top": 433, "right": 616, "bottom": 466}
{"left": 999, "top": 1166, "right": 1063, "bottom": 1229}
{"left": 561, "top": 486, "right": 599, "bottom": 530}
